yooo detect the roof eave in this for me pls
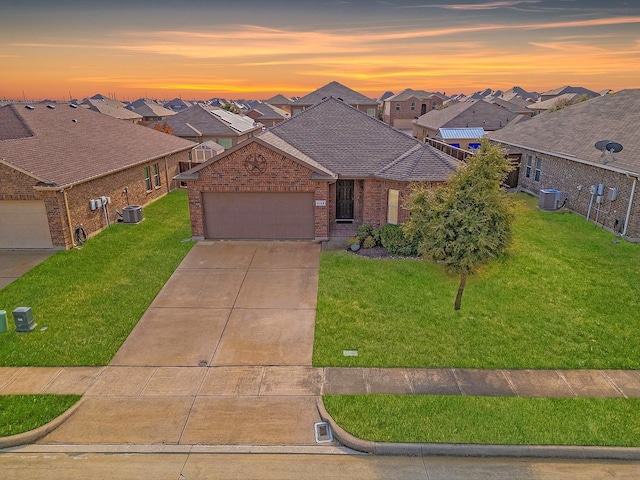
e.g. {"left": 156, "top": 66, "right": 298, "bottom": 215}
{"left": 490, "top": 138, "right": 640, "bottom": 177}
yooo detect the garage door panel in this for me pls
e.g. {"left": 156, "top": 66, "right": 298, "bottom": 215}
{"left": 203, "top": 193, "right": 314, "bottom": 240}
{"left": 0, "top": 201, "right": 53, "bottom": 249}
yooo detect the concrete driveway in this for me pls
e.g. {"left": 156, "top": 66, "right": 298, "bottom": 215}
{"left": 39, "top": 241, "right": 325, "bottom": 446}
{"left": 0, "top": 250, "right": 53, "bottom": 290}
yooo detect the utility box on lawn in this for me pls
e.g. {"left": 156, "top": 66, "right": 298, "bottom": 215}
{"left": 13, "top": 307, "right": 37, "bottom": 332}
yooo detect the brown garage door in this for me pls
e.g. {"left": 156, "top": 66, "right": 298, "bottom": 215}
{"left": 203, "top": 192, "right": 315, "bottom": 240}
{"left": 0, "top": 201, "right": 53, "bottom": 249}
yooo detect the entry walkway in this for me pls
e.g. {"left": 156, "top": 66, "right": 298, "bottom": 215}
{"left": 1, "top": 241, "right": 640, "bottom": 447}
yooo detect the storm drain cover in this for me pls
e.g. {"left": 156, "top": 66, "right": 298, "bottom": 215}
{"left": 314, "top": 422, "right": 333, "bottom": 443}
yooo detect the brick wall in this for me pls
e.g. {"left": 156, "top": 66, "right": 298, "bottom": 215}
{"left": 383, "top": 97, "right": 444, "bottom": 128}
{"left": 16, "top": 150, "right": 189, "bottom": 249}
{"left": 500, "top": 144, "right": 640, "bottom": 240}
{"left": 0, "top": 164, "right": 42, "bottom": 200}
{"left": 186, "top": 142, "right": 329, "bottom": 239}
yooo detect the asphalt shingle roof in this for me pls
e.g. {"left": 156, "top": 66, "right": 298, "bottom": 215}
{"left": 0, "top": 103, "right": 196, "bottom": 186}
{"left": 155, "top": 105, "right": 259, "bottom": 137}
{"left": 376, "top": 144, "right": 462, "bottom": 181}
{"left": 414, "top": 99, "right": 518, "bottom": 131}
{"left": 266, "top": 97, "right": 460, "bottom": 179}
{"left": 126, "top": 98, "right": 176, "bottom": 118}
{"left": 291, "top": 81, "right": 377, "bottom": 107}
{"left": 488, "top": 89, "right": 640, "bottom": 174}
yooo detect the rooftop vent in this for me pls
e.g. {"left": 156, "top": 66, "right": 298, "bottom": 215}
{"left": 47, "top": 104, "right": 56, "bottom": 109}
{"left": 25, "top": 105, "right": 35, "bottom": 110}
{"left": 69, "top": 104, "right": 78, "bottom": 108}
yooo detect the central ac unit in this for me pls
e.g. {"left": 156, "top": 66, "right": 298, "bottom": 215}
{"left": 122, "top": 205, "right": 143, "bottom": 224}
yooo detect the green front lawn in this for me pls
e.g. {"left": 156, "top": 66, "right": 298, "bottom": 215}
{"left": 323, "top": 395, "right": 640, "bottom": 446}
{"left": 313, "top": 194, "right": 640, "bottom": 369}
{"left": 0, "top": 190, "right": 195, "bottom": 366}
{"left": 0, "top": 395, "right": 81, "bottom": 437}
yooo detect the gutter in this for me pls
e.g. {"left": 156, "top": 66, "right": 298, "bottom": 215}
{"left": 32, "top": 144, "right": 195, "bottom": 191}
{"left": 623, "top": 175, "right": 637, "bottom": 237}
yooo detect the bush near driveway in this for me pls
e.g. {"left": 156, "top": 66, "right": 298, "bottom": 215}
{"left": 0, "top": 190, "right": 194, "bottom": 366}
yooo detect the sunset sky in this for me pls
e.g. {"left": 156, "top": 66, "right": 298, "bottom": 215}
{"left": 1, "top": 0, "right": 639, "bottom": 101}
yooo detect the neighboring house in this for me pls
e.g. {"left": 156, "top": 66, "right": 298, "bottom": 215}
{"left": 526, "top": 93, "right": 584, "bottom": 115}
{"left": 151, "top": 104, "right": 262, "bottom": 149}
{"left": 382, "top": 89, "right": 446, "bottom": 129}
{"left": 0, "top": 103, "right": 196, "bottom": 249}
{"left": 176, "top": 97, "right": 463, "bottom": 244}
{"left": 289, "top": 81, "right": 378, "bottom": 117}
{"left": 264, "top": 94, "right": 292, "bottom": 113}
{"left": 538, "top": 85, "right": 599, "bottom": 102}
{"left": 412, "top": 99, "right": 520, "bottom": 142}
{"left": 489, "top": 97, "right": 534, "bottom": 117}
{"left": 163, "top": 98, "right": 193, "bottom": 112}
{"left": 488, "top": 89, "right": 640, "bottom": 240}
{"left": 436, "top": 127, "right": 486, "bottom": 150}
{"left": 245, "top": 101, "right": 290, "bottom": 127}
{"left": 126, "top": 98, "right": 176, "bottom": 122}
{"left": 79, "top": 97, "right": 142, "bottom": 123}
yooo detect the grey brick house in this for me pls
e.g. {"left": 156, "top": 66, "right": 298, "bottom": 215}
{"left": 489, "top": 89, "right": 640, "bottom": 240}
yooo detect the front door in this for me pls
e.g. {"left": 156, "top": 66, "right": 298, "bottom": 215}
{"left": 336, "top": 180, "right": 354, "bottom": 221}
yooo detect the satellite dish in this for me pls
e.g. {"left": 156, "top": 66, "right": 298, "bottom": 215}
{"left": 596, "top": 139, "right": 623, "bottom": 164}
{"left": 605, "top": 141, "right": 623, "bottom": 153}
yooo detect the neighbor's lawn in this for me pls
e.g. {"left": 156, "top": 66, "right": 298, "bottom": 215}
{"left": 313, "top": 193, "right": 640, "bottom": 369}
{"left": 323, "top": 395, "right": 640, "bottom": 447}
{"left": 0, "top": 190, "right": 194, "bottom": 366}
{"left": 0, "top": 395, "right": 81, "bottom": 438}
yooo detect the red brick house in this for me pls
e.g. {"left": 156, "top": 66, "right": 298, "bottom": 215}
{"left": 177, "top": 97, "right": 462, "bottom": 245}
{"left": 382, "top": 89, "right": 446, "bottom": 129}
{"left": 0, "top": 103, "right": 195, "bottom": 249}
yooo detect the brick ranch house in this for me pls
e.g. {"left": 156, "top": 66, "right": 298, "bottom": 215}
{"left": 176, "top": 97, "right": 463, "bottom": 245}
{"left": 489, "top": 89, "right": 640, "bottom": 240}
{"left": 0, "top": 103, "right": 195, "bottom": 249}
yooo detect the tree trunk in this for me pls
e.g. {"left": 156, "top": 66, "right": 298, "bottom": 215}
{"left": 454, "top": 272, "right": 467, "bottom": 310}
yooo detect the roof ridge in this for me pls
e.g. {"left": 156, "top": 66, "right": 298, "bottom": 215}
{"left": 375, "top": 143, "right": 423, "bottom": 176}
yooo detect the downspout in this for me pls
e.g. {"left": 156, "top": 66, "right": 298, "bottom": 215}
{"left": 62, "top": 188, "right": 76, "bottom": 248}
{"left": 164, "top": 156, "right": 171, "bottom": 191}
{"left": 622, "top": 175, "right": 637, "bottom": 237}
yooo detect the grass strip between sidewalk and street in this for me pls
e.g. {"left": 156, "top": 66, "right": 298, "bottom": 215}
{"left": 323, "top": 395, "right": 640, "bottom": 447}
{"left": 0, "top": 190, "right": 194, "bottom": 367}
{"left": 0, "top": 395, "right": 81, "bottom": 437}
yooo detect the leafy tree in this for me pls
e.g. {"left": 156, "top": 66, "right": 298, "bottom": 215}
{"left": 404, "top": 139, "right": 513, "bottom": 310}
{"left": 153, "top": 122, "right": 173, "bottom": 135}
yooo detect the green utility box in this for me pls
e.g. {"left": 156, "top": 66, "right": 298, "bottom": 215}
{"left": 0, "top": 310, "right": 6, "bottom": 333}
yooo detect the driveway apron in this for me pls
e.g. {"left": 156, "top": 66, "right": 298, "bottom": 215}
{"left": 38, "top": 241, "right": 323, "bottom": 446}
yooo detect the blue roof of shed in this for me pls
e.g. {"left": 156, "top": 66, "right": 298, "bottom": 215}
{"left": 438, "top": 127, "right": 486, "bottom": 139}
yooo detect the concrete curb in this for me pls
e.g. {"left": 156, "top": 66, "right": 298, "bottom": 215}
{"left": 316, "top": 397, "right": 640, "bottom": 460}
{"left": 0, "top": 397, "right": 83, "bottom": 449}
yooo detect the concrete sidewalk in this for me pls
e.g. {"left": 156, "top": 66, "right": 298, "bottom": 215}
{"left": 3, "top": 366, "right": 640, "bottom": 399}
